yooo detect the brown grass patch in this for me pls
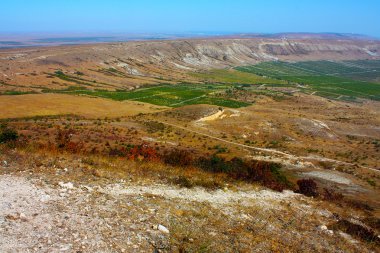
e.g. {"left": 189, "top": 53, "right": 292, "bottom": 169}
{"left": 0, "top": 93, "right": 167, "bottom": 119}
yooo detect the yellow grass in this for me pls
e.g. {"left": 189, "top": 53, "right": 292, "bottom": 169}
{"left": 0, "top": 93, "right": 167, "bottom": 119}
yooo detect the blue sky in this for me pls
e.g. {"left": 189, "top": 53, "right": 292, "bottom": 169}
{"left": 1, "top": 0, "right": 379, "bottom": 37}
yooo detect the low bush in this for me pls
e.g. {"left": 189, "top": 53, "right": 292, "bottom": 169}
{"left": 297, "top": 179, "right": 318, "bottom": 197}
{"left": 196, "top": 156, "right": 289, "bottom": 191}
{"left": 331, "top": 219, "right": 380, "bottom": 244}
{"left": 322, "top": 188, "right": 344, "bottom": 202}
{"left": 127, "top": 144, "right": 160, "bottom": 162}
{"left": 170, "top": 176, "right": 222, "bottom": 190}
{"left": 0, "top": 124, "right": 18, "bottom": 143}
{"left": 55, "top": 128, "right": 84, "bottom": 153}
{"left": 163, "top": 149, "right": 194, "bottom": 167}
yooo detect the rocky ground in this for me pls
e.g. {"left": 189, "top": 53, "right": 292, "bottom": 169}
{"left": 1, "top": 150, "right": 379, "bottom": 253}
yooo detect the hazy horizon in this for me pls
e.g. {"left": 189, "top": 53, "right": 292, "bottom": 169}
{"left": 1, "top": 0, "right": 379, "bottom": 37}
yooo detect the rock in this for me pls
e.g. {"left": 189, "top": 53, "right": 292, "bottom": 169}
{"left": 318, "top": 225, "right": 334, "bottom": 235}
{"left": 2, "top": 161, "right": 8, "bottom": 167}
{"left": 82, "top": 186, "right": 93, "bottom": 192}
{"left": 19, "top": 213, "right": 28, "bottom": 222}
{"left": 153, "top": 224, "right": 170, "bottom": 234}
{"left": 40, "top": 194, "right": 51, "bottom": 202}
{"left": 58, "top": 182, "right": 74, "bottom": 190}
{"left": 5, "top": 213, "right": 28, "bottom": 222}
{"left": 59, "top": 244, "right": 72, "bottom": 251}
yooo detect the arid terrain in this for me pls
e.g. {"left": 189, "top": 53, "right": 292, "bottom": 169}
{"left": 1, "top": 37, "right": 380, "bottom": 92}
{"left": 1, "top": 36, "right": 380, "bottom": 252}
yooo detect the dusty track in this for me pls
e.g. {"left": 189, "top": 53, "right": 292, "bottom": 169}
{"left": 157, "top": 120, "right": 379, "bottom": 173}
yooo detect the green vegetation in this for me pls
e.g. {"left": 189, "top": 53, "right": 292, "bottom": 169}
{"left": 190, "top": 69, "right": 287, "bottom": 85}
{"left": 67, "top": 83, "right": 251, "bottom": 108}
{"left": 93, "top": 68, "right": 128, "bottom": 77}
{"left": 50, "top": 70, "right": 120, "bottom": 89}
{"left": 52, "top": 70, "right": 95, "bottom": 87}
{"left": 1, "top": 91, "right": 36, "bottom": 96}
{"left": 235, "top": 60, "right": 380, "bottom": 101}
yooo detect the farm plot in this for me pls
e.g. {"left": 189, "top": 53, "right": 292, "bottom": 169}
{"left": 235, "top": 60, "right": 380, "bottom": 101}
{"left": 68, "top": 83, "right": 251, "bottom": 108}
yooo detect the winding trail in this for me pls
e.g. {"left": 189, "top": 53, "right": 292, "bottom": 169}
{"left": 156, "top": 120, "right": 379, "bottom": 173}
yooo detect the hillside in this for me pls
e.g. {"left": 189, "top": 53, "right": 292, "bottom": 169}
{"left": 1, "top": 36, "right": 380, "bottom": 252}
{"left": 1, "top": 38, "right": 379, "bottom": 92}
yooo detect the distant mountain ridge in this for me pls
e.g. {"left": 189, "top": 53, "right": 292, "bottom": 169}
{"left": 0, "top": 32, "right": 378, "bottom": 49}
{"left": 228, "top": 33, "right": 379, "bottom": 40}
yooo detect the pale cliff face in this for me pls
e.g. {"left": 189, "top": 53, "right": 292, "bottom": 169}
{"left": 1, "top": 38, "right": 379, "bottom": 90}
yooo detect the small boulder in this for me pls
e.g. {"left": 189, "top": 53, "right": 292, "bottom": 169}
{"left": 58, "top": 182, "right": 74, "bottom": 190}
{"left": 152, "top": 224, "right": 170, "bottom": 234}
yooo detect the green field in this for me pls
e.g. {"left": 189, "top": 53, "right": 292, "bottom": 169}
{"left": 235, "top": 60, "right": 380, "bottom": 101}
{"left": 190, "top": 69, "right": 288, "bottom": 85}
{"left": 67, "top": 83, "right": 251, "bottom": 108}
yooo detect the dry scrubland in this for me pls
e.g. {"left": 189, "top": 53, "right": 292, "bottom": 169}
{"left": 1, "top": 92, "right": 379, "bottom": 252}
{"left": 0, "top": 37, "right": 380, "bottom": 252}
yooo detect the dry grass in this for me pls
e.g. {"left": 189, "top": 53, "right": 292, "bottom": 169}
{"left": 1, "top": 147, "right": 378, "bottom": 252}
{"left": 0, "top": 93, "right": 167, "bottom": 119}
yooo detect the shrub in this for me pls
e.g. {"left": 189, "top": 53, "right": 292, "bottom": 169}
{"left": 56, "top": 128, "right": 74, "bottom": 149}
{"left": 163, "top": 149, "right": 193, "bottom": 167}
{"left": 196, "top": 155, "right": 232, "bottom": 173}
{"left": 55, "top": 128, "right": 83, "bottom": 153}
{"left": 331, "top": 219, "right": 380, "bottom": 244}
{"left": 244, "top": 162, "right": 286, "bottom": 192}
{"left": 127, "top": 143, "right": 159, "bottom": 162}
{"left": 322, "top": 188, "right": 344, "bottom": 202}
{"left": 172, "top": 176, "right": 193, "bottom": 188}
{"left": 297, "top": 179, "right": 318, "bottom": 197}
{"left": 0, "top": 124, "right": 18, "bottom": 143}
{"left": 196, "top": 156, "right": 288, "bottom": 192}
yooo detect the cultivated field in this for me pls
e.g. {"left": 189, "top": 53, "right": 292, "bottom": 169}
{"left": 63, "top": 83, "right": 252, "bottom": 108}
{"left": 236, "top": 60, "right": 380, "bottom": 101}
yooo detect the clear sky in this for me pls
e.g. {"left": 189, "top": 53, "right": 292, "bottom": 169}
{"left": 1, "top": 0, "right": 379, "bottom": 37}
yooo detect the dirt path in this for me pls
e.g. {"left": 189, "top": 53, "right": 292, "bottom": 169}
{"left": 100, "top": 183, "right": 297, "bottom": 208}
{"left": 157, "top": 121, "right": 379, "bottom": 173}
